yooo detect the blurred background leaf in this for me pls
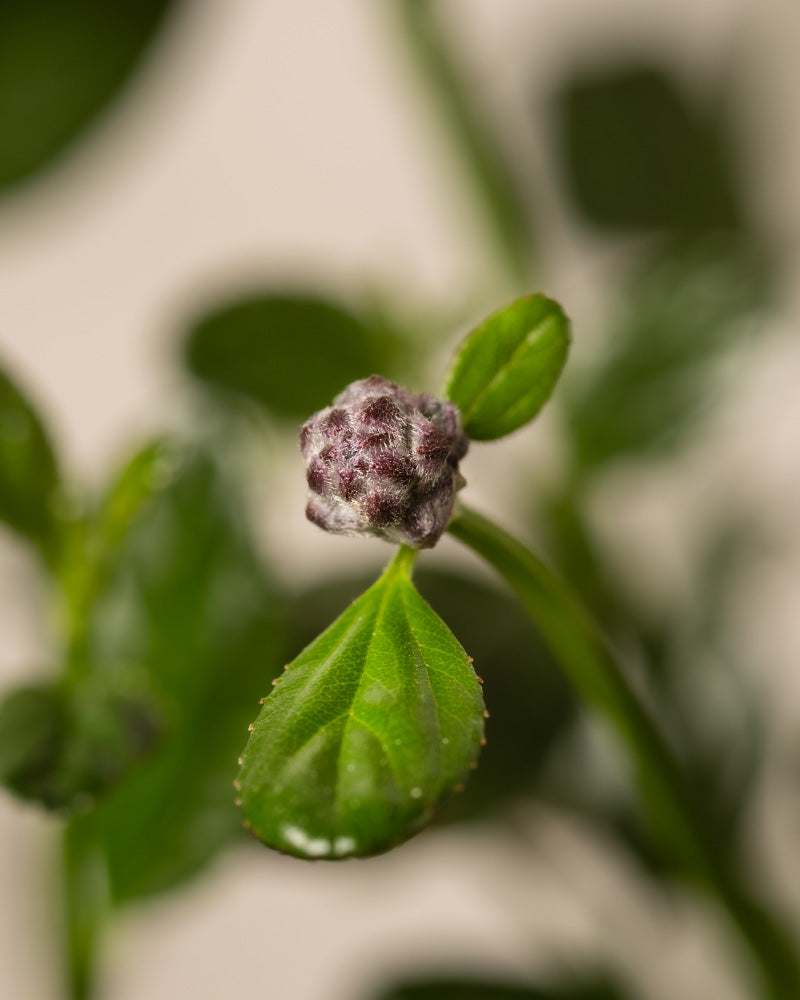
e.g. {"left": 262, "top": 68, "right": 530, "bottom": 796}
{"left": 184, "top": 292, "right": 406, "bottom": 420}
{"left": 0, "top": 0, "right": 180, "bottom": 194}
{"left": 0, "top": 677, "right": 162, "bottom": 812}
{"left": 368, "top": 972, "right": 637, "bottom": 1000}
{"left": 554, "top": 63, "right": 742, "bottom": 233}
{"left": 565, "top": 235, "right": 769, "bottom": 471}
{"left": 58, "top": 439, "right": 176, "bottom": 661}
{"left": 391, "top": 0, "right": 535, "bottom": 284}
{"left": 0, "top": 359, "right": 61, "bottom": 556}
{"left": 67, "top": 446, "right": 287, "bottom": 902}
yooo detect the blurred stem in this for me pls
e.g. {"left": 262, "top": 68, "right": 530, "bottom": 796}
{"left": 391, "top": 0, "right": 533, "bottom": 287}
{"left": 63, "top": 818, "right": 107, "bottom": 1000}
{"left": 447, "top": 503, "right": 800, "bottom": 1000}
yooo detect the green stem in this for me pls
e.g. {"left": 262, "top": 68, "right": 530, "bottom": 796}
{"left": 63, "top": 818, "right": 108, "bottom": 1000}
{"left": 388, "top": 544, "right": 420, "bottom": 579}
{"left": 391, "top": 0, "right": 534, "bottom": 287}
{"left": 447, "top": 503, "right": 800, "bottom": 1000}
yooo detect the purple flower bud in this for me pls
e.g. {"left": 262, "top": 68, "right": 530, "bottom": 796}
{"left": 299, "top": 376, "right": 469, "bottom": 548}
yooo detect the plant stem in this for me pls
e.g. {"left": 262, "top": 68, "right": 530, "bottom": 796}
{"left": 389, "top": 544, "right": 420, "bottom": 579}
{"left": 390, "top": 0, "right": 534, "bottom": 287}
{"left": 62, "top": 818, "right": 107, "bottom": 1000}
{"left": 447, "top": 503, "right": 800, "bottom": 1000}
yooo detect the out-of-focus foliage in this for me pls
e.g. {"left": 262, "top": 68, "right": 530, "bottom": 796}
{"left": 184, "top": 292, "right": 405, "bottom": 420}
{"left": 0, "top": 0, "right": 179, "bottom": 193}
{"left": 0, "top": 361, "right": 60, "bottom": 554}
{"left": 74, "top": 448, "right": 286, "bottom": 901}
{"left": 59, "top": 440, "right": 176, "bottom": 648}
{"left": 555, "top": 64, "right": 742, "bottom": 232}
{"left": 566, "top": 237, "right": 769, "bottom": 469}
{"left": 369, "top": 973, "right": 636, "bottom": 1000}
{"left": 389, "top": 0, "right": 535, "bottom": 282}
{"left": 0, "top": 678, "right": 162, "bottom": 812}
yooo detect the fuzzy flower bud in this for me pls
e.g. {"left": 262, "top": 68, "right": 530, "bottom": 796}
{"left": 300, "top": 375, "right": 469, "bottom": 548}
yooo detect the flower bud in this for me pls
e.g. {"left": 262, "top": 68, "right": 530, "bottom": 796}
{"left": 300, "top": 375, "right": 469, "bottom": 548}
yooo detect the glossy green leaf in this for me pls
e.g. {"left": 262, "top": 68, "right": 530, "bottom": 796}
{"left": 238, "top": 548, "right": 485, "bottom": 859}
{"left": 443, "top": 295, "right": 570, "bottom": 441}
{"left": 567, "top": 236, "right": 768, "bottom": 469}
{"left": 184, "top": 292, "right": 403, "bottom": 419}
{"left": 555, "top": 63, "right": 741, "bottom": 232}
{"left": 291, "top": 567, "right": 575, "bottom": 824}
{"left": 0, "top": 678, "right": 162, "bottom": 813}
{"left": 80, "top": 449, "right": 287, "bottom": 901}
{"left": 0, "top": 361, "right": 60, "bottom": 552}
{"left": 0, "top": 0, "right": 176, "bottom": 193}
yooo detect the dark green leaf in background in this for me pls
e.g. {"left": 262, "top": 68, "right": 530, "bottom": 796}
{"left": 0, "top": 360, "right": 60, "bottom": 554}
{"left": 238, "top": 548, "right": 485, "bottom": 859}
{"left": 369, "top": 973, "right": 636, "bottom": 1000}
{"left": 0, "top": 0, "right": 178, "bottom": 193}
{"left": 444, "top": 295, "right": 570, "bottom": 441}
{"left": 554, "top": 63, "right": 742, "bottom": 233}
{"left": 72, "top": 448, "right": 286, "bottom": 901}
{"left": 184, "top": 293, "right": 404, "bottom": 419}
{"left": 0, "top": 678, "right": 162, "bottom": 813}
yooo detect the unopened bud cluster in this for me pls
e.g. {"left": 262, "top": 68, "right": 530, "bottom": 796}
{"left": 300, "top": 375, "right": 469, "bottom": 548}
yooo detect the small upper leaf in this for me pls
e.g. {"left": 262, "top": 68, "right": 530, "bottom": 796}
{"left": 443, "top": 295, "right": 570, "bottom": 441}
{"left": 238, "top": 549, "right": 485, "bottom": 859}
{"left": 0, "top": 361, "right": 60, "bottom": 553}
{"left": 183, "top": 292, "right": 402, "bottom": 419}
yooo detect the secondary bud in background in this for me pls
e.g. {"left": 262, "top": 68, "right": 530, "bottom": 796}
{"left": 300, "top": 375, "right": 468, "bottom": 548}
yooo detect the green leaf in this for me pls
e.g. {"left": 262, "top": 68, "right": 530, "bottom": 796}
{"left": 443, "top": 295, "right": 570, "bottom": 441}
{"left": 567, "top": 236, "right": 768, "bottom": 469}
{"left": 0, "top": 360, "right": 60, "bottom": 553}
{"left": 555, "top": 63, "right": 742, "bottom": 233}
{"left": 59, "top": 439, "right": 176, "bottom": 644}
{"left": 184, "top": 292, "right": 403, "bottom": 419}
{"left": 0, "top": 0, "right": 176, "bottom": 193}
{"left": 0, "top": 678, "right": 162, "bottom": 813}
{"left": 238, "top": 548, "right": 485, "bottom": 859}
{"left": 0, "top": 683, "right": 63, "bottom": 801}
{"left": 81, "top": 449, "right": 287, "bottom": 901}
{"left": 292, "top": 567, "right": 575, "bottom": 824}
